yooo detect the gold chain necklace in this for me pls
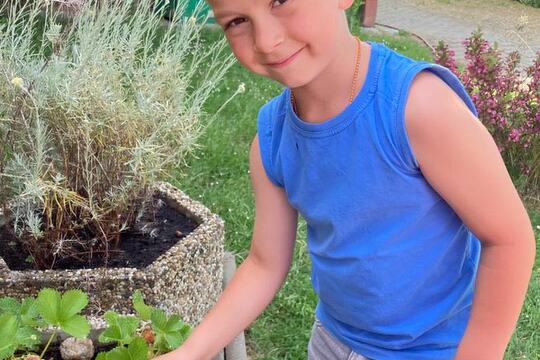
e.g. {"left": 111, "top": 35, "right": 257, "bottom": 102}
{"left": 291, "top": 36, "right": 362, "bottom": 115}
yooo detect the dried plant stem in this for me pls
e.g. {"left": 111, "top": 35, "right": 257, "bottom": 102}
{"left": 39, "top": 330, "right": 57, "bottom": 360}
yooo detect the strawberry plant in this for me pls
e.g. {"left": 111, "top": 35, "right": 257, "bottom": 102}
{"left": 0, "top": 288, "right": 90, "bottom": 360}
{"left": 0, "top": 288, "right": 191, "bottom": 360}
{"left": 96, "top": 290, "right": 191, "bottom": 359}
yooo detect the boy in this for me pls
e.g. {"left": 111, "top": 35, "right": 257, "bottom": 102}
{"left": 156, "top": 0, "right": 536, "bottom": 358}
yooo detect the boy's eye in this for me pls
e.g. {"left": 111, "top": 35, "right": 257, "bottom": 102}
{"left": 225, "top": 0, "right": 290, "bottom": 30}
{"left": 226, "top": 17, "right": 247, "bottom": 29}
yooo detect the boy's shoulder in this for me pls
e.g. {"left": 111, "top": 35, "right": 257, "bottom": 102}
{"left": 371, "top": 41, "right": 429, "bottom": 83}
{"left": 371, "top": 41, "right": 470, "bottom": 104}
{"left": 256, "top": 41, "right": 456, "bottom": 126}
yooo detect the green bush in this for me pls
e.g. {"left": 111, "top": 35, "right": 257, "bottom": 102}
{"left": 515, "top": 0, "right": 540, "bottom": 8}
{"left": 346, "top": 0, "right": 364, "bottom": 27}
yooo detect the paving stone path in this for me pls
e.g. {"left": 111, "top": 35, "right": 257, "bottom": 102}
{"left": 375, "top": 0, "right": 540, "bottom": 68}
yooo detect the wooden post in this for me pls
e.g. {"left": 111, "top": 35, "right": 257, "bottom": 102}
{"left": 360, "top": 0, "right": 378, "bottom": 28}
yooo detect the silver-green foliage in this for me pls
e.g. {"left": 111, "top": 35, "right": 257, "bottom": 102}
{"left": 515, "top": 0, "right": 540, "bottom": 8}
{"left": 0, "top": 0, "right": 237, "bottom": 267}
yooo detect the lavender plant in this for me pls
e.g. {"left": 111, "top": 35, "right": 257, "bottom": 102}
{"left": 0, "top": 0, "right": 240, "bottom": 269}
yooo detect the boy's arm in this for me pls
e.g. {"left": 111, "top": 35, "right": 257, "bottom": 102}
{"left": 405, "top": 71, "right": 536, "bottom": 360}
{"left": 159, "top": 135, "right": 298, "bottom": 360}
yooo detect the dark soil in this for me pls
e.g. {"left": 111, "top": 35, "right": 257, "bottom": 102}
{"left": 17, "top": 341, "right": 116, "bottom": 360}
{"left": 0, "top": 193, "right": 199, "bottom": 271}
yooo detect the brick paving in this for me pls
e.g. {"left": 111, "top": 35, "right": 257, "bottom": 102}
{"left": 375, "top": 0, "right": 540, "bottom": 68}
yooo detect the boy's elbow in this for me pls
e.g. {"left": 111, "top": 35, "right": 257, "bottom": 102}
{"left": 517, "top": 223, "right": 536, "bottom": 268}
{"left": 248, "top": 245, "right": 293, "bottom": 283}
{"left": 479, "top": 221, "right": 536, "bottom": 271}
{"left": 526, "top": 228, "right": 537, "bottom": 268}
{"left": 489, "top": 207, "right": 536, "bottom": 252}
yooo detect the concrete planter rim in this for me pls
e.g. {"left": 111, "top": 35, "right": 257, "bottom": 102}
{"left": 0, "top": 181, "right": 225, "bottom": 327}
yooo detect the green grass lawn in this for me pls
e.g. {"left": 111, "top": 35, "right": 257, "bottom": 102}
{"left": 174, "top": 22, "right": 540, "bottom": 360}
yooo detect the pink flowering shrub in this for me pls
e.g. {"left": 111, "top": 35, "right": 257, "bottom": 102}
{"left": 434, "top": 29, "right": 540, "bottom": 193}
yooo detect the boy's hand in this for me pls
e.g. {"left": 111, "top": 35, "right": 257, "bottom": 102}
{"left": 151, "top": 346, "right": 191, "bottom": 360}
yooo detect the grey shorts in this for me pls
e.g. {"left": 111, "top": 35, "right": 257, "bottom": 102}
{"left": 308, "top": 318, "right": 370, "bottom": 360}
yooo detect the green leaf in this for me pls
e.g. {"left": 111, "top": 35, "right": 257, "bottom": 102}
{"left": 103, "top": 310, "right": 120, "bottom": 325}
{"left": 0, "top": 314, "right": 17, "bottom": 360}
{"left": 164, "top": 333, "right": 183, "bottom": 350}
{"left": 105, "top": 346, "right": 131, "bottom": 360}
{"left": 0, "top": 314, "right": 17, "bottom": 338}
{"left": 0, "top": 342, "right": 16, "bottom": 360}
{"left": 60, "top": 315, "right": 90, "bottom": 338}
{"left": 105, "top": 339, "right": 148, "bottom": 360}
{"left": 14, "top": 326, "right": 41, "bottom": 350}
{"left": 20, "top": 298, "right": 41, "bottom": 327}
{"left": 164, "top": 315, "right": 185, "bottom": 332}
{"left": 36, "top": 288, "right": 61, "bottom": 324}
{"left": 150, "top": 309, "right": 167, "bottom": 330}
{"left": 151, "top": 311, "right": 191, "bottom": 351}
{"left": 99, "top": 326, "right": 122, "bottom": 345}
{"left": 99, "top": 311, "right": 138, "bottom": 345}
{"left": 36, "top": 289, "right": 90, "bottom": 337}
{"left": 179, "top": 324, "right": 191, "bottom": 339}
{"left": 0, "top": 297, "right": 20, "bottom": 315}
{"left": 60, "top": 289, "right": 88, "bottom": 320}
{"left": 95, "top": 352, "right": 108, "bottom": 360}
{"left": 132, "top": 290, "right": 153, "bottom": 321}
{"left": 0, "top": 297, "right": 42, "bottom": 329}
{"left": 127, "top": 337, "right": 149, "bottom": 360}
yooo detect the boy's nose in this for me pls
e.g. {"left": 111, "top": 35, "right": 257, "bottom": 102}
{"left": 252, "top": 19, "right": 284, "bottom": 55}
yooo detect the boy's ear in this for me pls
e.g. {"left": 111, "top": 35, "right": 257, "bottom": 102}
{"left": 338, "top": 0, "right": 356, "bottom": 11}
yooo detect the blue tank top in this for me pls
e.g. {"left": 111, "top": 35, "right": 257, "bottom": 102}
{"left": 256, "top": 41, "right": 481, "bottom": 360}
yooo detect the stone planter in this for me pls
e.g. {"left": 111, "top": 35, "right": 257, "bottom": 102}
{"left": 0, "top": 181, "right": 224, "bottom": 327}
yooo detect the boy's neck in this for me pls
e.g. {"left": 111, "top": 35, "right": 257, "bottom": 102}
{"left": 292, "top": 39, "right": 372, "bottom": 124}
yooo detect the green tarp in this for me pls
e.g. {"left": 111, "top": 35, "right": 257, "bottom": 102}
{"left": 155, "top": 0, "right": 215, "bottom": 24}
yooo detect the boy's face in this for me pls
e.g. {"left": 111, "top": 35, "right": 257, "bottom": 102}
{"left": 208, "top": 0, "right": 354, "bottom": 88}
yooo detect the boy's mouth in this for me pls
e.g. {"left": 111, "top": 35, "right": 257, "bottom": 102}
{"left": 267, "top": 46, "right": 306, "bottom": 68}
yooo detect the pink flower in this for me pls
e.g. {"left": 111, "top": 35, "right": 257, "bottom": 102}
{"left": 509, "top": 128, "right": 521, "bottom": 143}
{"left": 433, "top": 29, "right": 539, "bottom": 184}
